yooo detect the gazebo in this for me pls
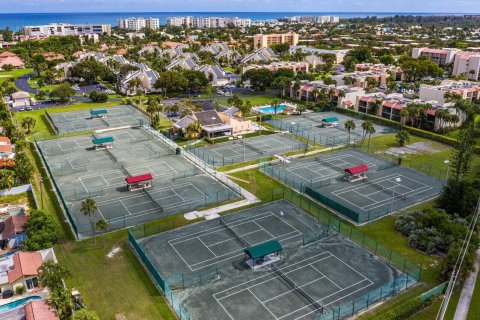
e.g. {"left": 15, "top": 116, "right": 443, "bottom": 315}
{"left": 90, "top": 109, "right": 108, "bottom": 119}
{"left": 244, "top": 240, "right": 283, "bottom": 269}
{"left": 92, "top": 136, "right": 114, "bottom": 150}
{"left": 344, "top": 164, "right": 369, "bottom": 182}
{"left": 321, "top": 117, "right": 339, "bottom": 128}
{"left": 125, "top": 173, "right": 153, "bottom": 191}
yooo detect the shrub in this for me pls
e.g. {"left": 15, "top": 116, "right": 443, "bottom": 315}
{"left": 15, "top": 285, "right": 25, "bottom": 295}
{"left": 89, "top": 90, "right": 109, "bottom": 103}
{"left": 23, "top": 209, "right": 62, "bottom": 251}
{"left": 380, "top": 298, "right": 429, "bottom": 320}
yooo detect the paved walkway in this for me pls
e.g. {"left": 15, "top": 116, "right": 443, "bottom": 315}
{"left": 454, "top": 248, "right": 480, "bottom": 320}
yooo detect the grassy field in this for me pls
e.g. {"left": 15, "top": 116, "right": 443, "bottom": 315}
{"left": 358, "top": 132, "right": 480, "bottom": 180}
{"left": 229, "top": 169, "right": 285, "bottom": 202}
{"left": 0, "top": 68, "right": 33, "bottom": 85}
{"left": 467, "top": 267, "right": 480, "bottom": 319}
{"left": 13, "top": 101, "right": 120, "bottom": 139}
{"left": 55, "top": 231, "right": 176, "bottom": 320}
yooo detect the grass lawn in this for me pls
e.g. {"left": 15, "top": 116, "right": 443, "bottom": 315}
{"left": 229, "top": 169, "right": 285, "bottom": 202}
{"left": 447, "top": 129, "right": 480, "bottom": 146}
{"left": 0, "top": 68, "right": 33, "bottom": 84}
{"left": 412, "top": 291, "right": 461, "bottom": 320}
{"left": 55, "top": 231, "right": 176, "bottom": 320}
{"left": 467, "top": 267, "right": 480, "bottom": 319}
{"left": 13, "top": 101, "right": 119, "bottom": 139}
{"left": 358, "top": 132, "right": 480, "bottom": 180}
{"left": 218, "top": 94, "right": 280, "bottom": 107}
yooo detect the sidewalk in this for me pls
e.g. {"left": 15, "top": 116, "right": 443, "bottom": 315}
{"left": 454, "top": 248, "right": 480, "bottom": 320}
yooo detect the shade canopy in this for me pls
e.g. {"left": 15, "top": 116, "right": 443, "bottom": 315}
{"left": 125, "top": 173, "right": 153, "bottom": 184}
{"left": 92, "top": 137, "right": 114, "bottom": 145}
{"left": 90, "top": 109, "right": 108, "bottom": 115}
{"left": 345, "top": 164, "right": 369, "bottom": 175}
{"left": 321, "top": 117, "right": 339, "bottom": 123}
{"left": 244, "top": 240, "right": 282, "bottom": 260}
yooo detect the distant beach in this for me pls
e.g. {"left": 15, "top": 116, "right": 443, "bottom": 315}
{"left": 0, "top": 12, "right": 468, "bottom": 31}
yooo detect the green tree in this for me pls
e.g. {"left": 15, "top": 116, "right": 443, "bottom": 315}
{"left": 0, "top": 169, "right": 15, "bottom": 191}
{"left": 154, "top": 70, "right": 188, "bottom": 97}
{"left": 89, "top": 91, "right": 109, "bottom": 103}
{"left": 13, "top": 151, "right": 32, "bottom": 184}
{"left": 49, "top": 84, "right": 75, "bottom": 102}
{"left": 239, "top": 100, "right": 252, "bottom": 117}
{"left": 38, "top": 261, "right": 72, "bottom": 292}
{"left": 241, "top": 69, "right": 274, "bottom": 91}
{"left": 80, "top": 198, "right": 98, "bottom": 238}
{"left": 361, "top": 120, "right": 373, "bottom": 142}
{"left": 296, "top": 104, "right": 307, "bottom": 114}
{"left": 395, "top": 130, "right": 410, "bottom": 146}
{"left": 186, "top": 120, "right": 202, "bottom": 139}
{"left": 95, "top": 219, "right": 109, "bottom": 247}
{"left": 271, "top": 99, "right": 281, "bottom": 115}
{"left": 21, "top": 116, "right": 36, "bottom": 134}
{"left": 344, "top": 120, "right": 356, "bottom": 144}
{"left": 23, "top": 209, "right": 62, "bottom": 250}
{"left": 182, "top": 70, "right": 209, "bottom": 95}
{"left": 69, "top": 58, "right": 114, "bottom": 84}
{"left": 450, "top": 129, "right": 476, "bottom": 183}
{"left": 227, "top": 94, "right": 243, "bottom": 109}
{"left": 366, "top": 125, "right": 376, "bottom": 148}
{"left": 49, "top": 287, "right": 74, "bottom": 320}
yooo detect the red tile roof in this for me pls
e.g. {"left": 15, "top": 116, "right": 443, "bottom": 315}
{"left": 125, "top": 173, "right": 153, "bottom": 184}
{"left": 25, "top": 300, "right": 59, "bottom": 320}
{"left": 0, "top": 51, "right": 17, "bottom": 58}
{"left": 345, "top": 164, "right": 369, "bottom": 175}
{"left": 1, "top": 215, "right": 27, "bottom": 239}
{"left": 8, "top": 252, "right": 43, "bottom": 283}
{"left": 0, "top": 56, "right": 25, "bottom": 68}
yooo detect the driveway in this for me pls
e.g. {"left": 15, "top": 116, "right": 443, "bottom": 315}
{"left": 14, "top": 71, "right": 38, "bottom": 94}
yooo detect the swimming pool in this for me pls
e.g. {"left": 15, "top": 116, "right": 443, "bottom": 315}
{"left": 0, "top": 295, "right": 42, "bottom": 312}
{"left": 257, "top": 105, "right": 286, "bottom": 114}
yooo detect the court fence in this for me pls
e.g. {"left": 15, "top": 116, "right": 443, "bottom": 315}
{"left": 185, "top": 138, "right": 309, "bottom": 167}
{"left": 128, "top": 229, "right": 191, "bottom": 320}
{"left": 35, "top": 140, "right": 79, "bottom": 238}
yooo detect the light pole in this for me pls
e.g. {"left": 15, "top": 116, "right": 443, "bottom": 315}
{"left": 39, "top": 176, "right": 44, "bottom": 209}
{"left": 211, "top": 117, "right": 216, "bottom": 145}
{"left": 238, "top": 135, "right": 245, "bottom": 162}
{"left": 390, "top": 177, "right": 402, "bottom": 212}
{"left": 444, "top": 160, "right": 450, "bottom": 180}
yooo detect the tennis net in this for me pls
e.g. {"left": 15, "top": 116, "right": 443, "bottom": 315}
{"left": 368, "top": 181, "right": 407, "bottom": 199}
{"left": 315, "top": 157, "right": 345, "bottom": 172}
{"left": 144, "top": 189, "right": 164, "bottom": 212}
{"left": 272, "top": 264, "right": 324, "bottom": 313}
{"left": 242, "top": 140, "right": 265, "bottom": 154}
{"left": 104, "top": 147, "right": 117, "bottom": 162}
{"left": 220, "top": 219, "right": 250, "bottom": 247}
{"left": 120, "top": 164, "right": 130, "bottom": 176}
{"left": 336, "top": 126, "right": 362, "bottom": 137}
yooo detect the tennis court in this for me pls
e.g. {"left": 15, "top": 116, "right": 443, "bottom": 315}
{"left": 190, "top": 133, "right": 310, "bottom": 167}
{"left": 37, "top": 127, "right": 240, "bottom": 238}
{"left": 137, "top": 201, "right": 415, "bottom": 320}
{"left": 265, "top": 112, "right": 394, "bottom": 146}
{"left": 46, "top": 105, "right": 149, "bottom": 134}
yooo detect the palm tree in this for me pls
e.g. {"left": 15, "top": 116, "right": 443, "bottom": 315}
{"left": 128, "top": 77, "right": 141, "bottom": 96}
{"left": 271, "top": 99, "right": 281, "bottom": 115}
{"left": 95, "top": 219, "right": 109, "bottom": 247}
{"left": 361, "top": 120, "right": 373, "bottom": 142}
{"left": 186, "top": 121, "right": 202, "bottom": 139}
{"left": 21, "top": 117, "right": 36, "bottom": 134}
{"left": 293, "top": 80, "right": 301, "bottom": 99}
{"left": 366, "top": 125, "right": 376, "bottom": 149}
{"left": 399, "top": 108, "right": 409, "bottom": 127}
{"left": 344, "top": 120, "right": 356, "bottom": 144}
{"left": 0, "top": 169, "right": 15, "bottom": 191}
{"left": 80, "top": 198, "right": 97, "bottom": 238}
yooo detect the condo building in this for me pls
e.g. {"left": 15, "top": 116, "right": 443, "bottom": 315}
{"left": 23, "top": 23, "right": 111, "bottom": 37}
{"left": 118, "top": 17, "right": 160, "bottom": 31}
{"left": 166, "top": 16, "right": 251, "bottom": 29}
{"left": 253, "top": 33, "right": 299, "bottom": 50}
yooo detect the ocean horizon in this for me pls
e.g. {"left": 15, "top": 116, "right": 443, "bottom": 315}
{"left": 0, "top": 11, "right": 476, "bottom": 31}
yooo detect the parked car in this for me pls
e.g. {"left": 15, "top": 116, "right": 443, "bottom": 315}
{"left": 2, "top": 290, "right": 13, "bottom": 299}
{"left": 26, "top": 106, "right": 33, "bottom": 111}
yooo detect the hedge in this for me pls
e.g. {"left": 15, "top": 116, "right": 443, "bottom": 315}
{"left": 377, "top": 298, "right": 430, "bottom": 320}
{"left": 334, "top": 107, "right": 480, "bottom": 154}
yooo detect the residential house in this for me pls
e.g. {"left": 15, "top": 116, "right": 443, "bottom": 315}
{"left": 0, "top": 52, "right": 25, "bottom": 70}
{"left": 242, "top": 61, "right": 309, "bottom": 75}
{"left": 0, "top": 136, "right": 14, "bottom": 158}
{"left": 289, "top": 46, "right": 350, "bottom": 64}
{"left": 197, "top": 65, "right": 240, "bottom": 86}
{"left": 120, "top": 68, "right": 160, "bottom": 95}
{"left": 304, "top": 55, "right": 325, "bottom": 70}
{"left": 240, "top": 48, "right": 278, "bottom": 64}
{"left": 166, "top": 57, "right": 198, "bottom": 71}
{"left": 332, "top": 71, "right": 390, "bottom": 89}
{"left": 175, "top": 109, "right": 233, "bottom": 138}
{"left": 0, "top": 215, "right": 28, "bottom": 250}
{"left": 219, "top": 108, "right": 253, "bottom": 134}
{"left": 0, "top": 248, "right": 57, "bottom": 294}
{"left": 25, "top": 300, "right": 59, "bottom": 320}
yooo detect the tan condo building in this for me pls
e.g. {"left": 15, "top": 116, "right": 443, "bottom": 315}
{"left": 253, "top": 33, "right": 299, "bottom": 50}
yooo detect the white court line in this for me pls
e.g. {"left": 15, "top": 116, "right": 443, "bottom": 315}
{"left": 310, "top": 265, "right": 341, "bottom": 289}
{"left": 249, "top": 288, "right": 279, "bottom": 319}
{"left": 198, "top": 237, "right": 218, "bottom": 257}
{"left": 253, "top": 221, "right": 275, "bottom": 239}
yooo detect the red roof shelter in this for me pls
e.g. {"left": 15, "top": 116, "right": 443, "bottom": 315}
{"left": 344, "top": 165, "right": 369, "bottom": 182}
{"left": 126, "top": 174, "right": 153, "bottom": 191}
{"left": 125, "top": 174, "right": 153, "bottom": 185}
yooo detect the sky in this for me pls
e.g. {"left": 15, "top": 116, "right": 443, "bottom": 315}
{"left": 3, "top": 0, "right": 480, "bottom": 13}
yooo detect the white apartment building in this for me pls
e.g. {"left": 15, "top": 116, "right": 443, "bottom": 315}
{"left": 166, "top": 16, "right": 251, "bottom": 29}
{"left": 419, "top": 80, "right": 480, "bottom": 106}
{"left": 23, "top": 23, "right": 111, "bottom": 37}
{"left": 291, "top": 16, "right": 340, "bottom": 24}
{"left": 412, "top": 47, "right": 461, "bottom": 65}
{"left": 452, "top": 51, "right": 480, "bottom": 81}
{"left": 118, "top": 17, "right": 160, "bottom": 31}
